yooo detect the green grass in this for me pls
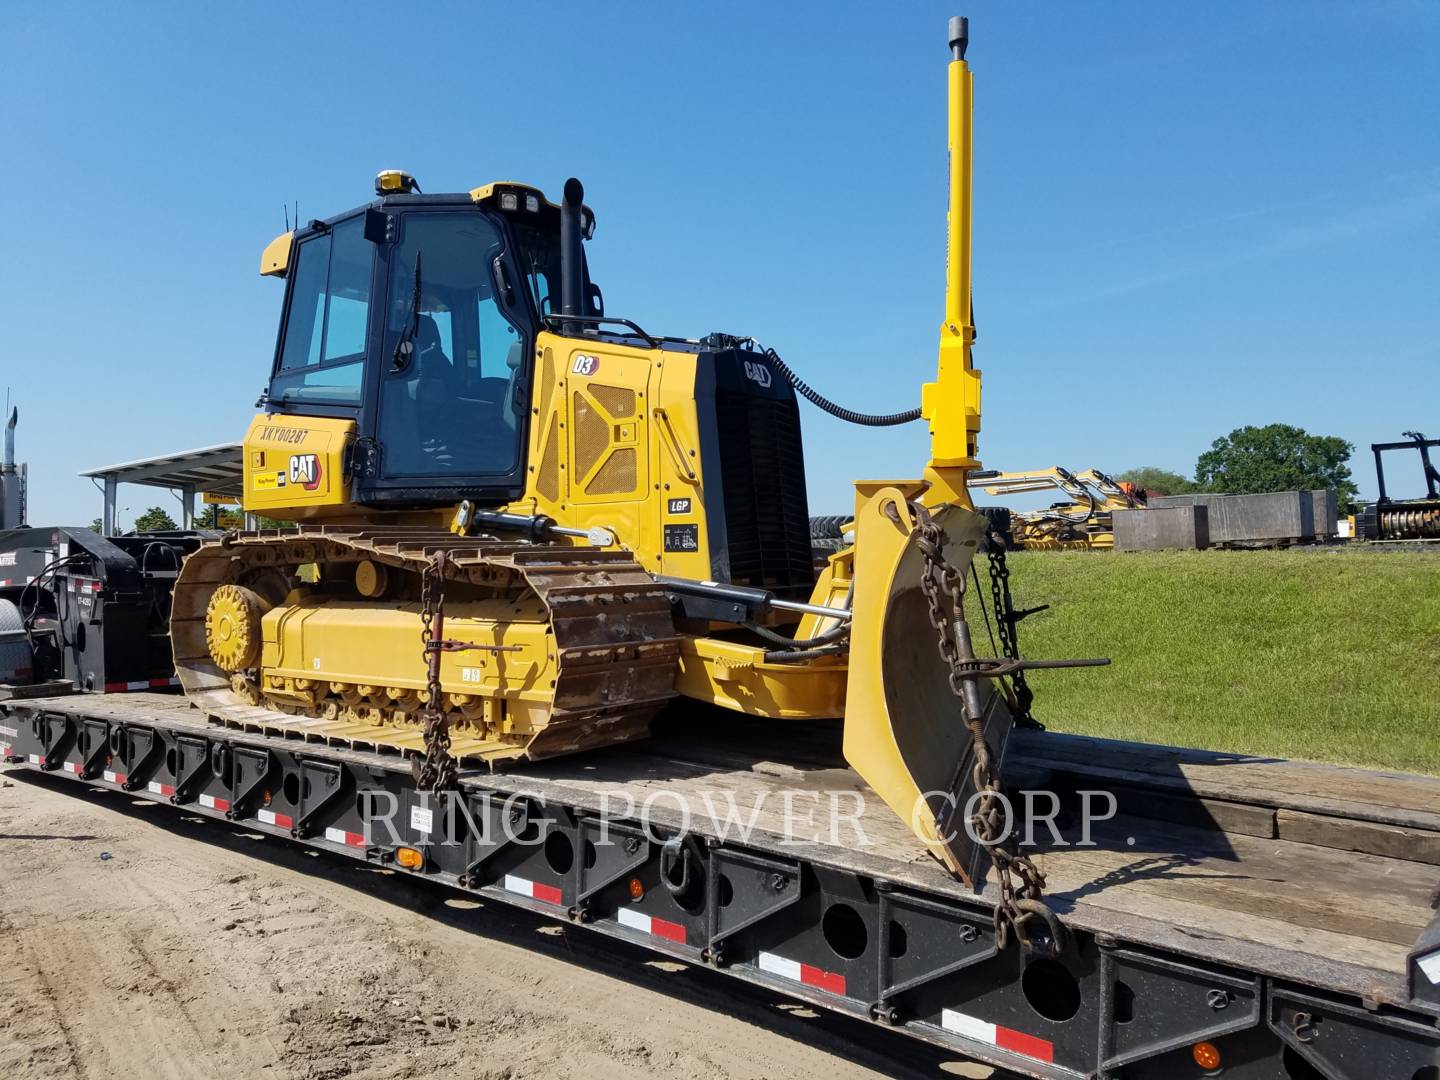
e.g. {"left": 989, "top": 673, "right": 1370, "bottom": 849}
{"left": 996, "top": 547, "right": 1440, "bottom": 774}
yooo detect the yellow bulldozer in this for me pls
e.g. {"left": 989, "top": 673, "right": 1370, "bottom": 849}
{"left": 172, "top": 17, "right": 1100, "bottom": 898}
{"left": 969, "top": 466, "right": 1146, "bottom": 550}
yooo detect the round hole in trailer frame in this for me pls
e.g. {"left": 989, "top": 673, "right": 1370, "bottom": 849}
{"left": 1113, "top": 979, "right": 1135, "bottom": 1024}
{"left": 821, "top": 902, "right": 868, "bottom": 960}
{"left": 1021, "top": 957, "right": 1081, "bottom": 1022}
{"left": 544, "top": 829, "right": 574, "bottom": 875}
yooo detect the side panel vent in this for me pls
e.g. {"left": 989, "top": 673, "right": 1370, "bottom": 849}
{"left": 536, "top": 424, "right": 560, "bottom": 501}
{"left": 587, "top": 448, "right": 637, "bottom": 495}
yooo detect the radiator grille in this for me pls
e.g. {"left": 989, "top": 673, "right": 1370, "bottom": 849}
{"left": 714, "top": 390, "right": 814, "bottom": 596}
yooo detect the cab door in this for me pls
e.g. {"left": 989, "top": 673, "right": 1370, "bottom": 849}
{"left": 364, "top": 208, "right": 530, "bottom": 504}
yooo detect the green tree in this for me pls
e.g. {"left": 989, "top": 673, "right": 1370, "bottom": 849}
{"left": 132, "top": 506, "right": 179, "bottom": 532}
{"left": 1118, "top": 467, "right": 1199, "bottom": 496}
{"left": 88, "top": 517, "right": 104, "bottom": 533}
{"left": 1195, "top": 424, "right": 1359, "bottom": 511}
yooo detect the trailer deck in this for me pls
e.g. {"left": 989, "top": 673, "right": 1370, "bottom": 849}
{"left": 3, "top": 692, "right": 1438, "bottom": 1079}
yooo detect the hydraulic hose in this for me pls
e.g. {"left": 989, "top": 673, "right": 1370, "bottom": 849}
{"left": 743, "top": 620, "right": 849, "bottom": 651}
{"left": 763, "top": 642, "right": 849, "bottom": 664}
{"left": 759, "top": 346, "right": 921, "bottom": 427}
{"left": 707, "top": 335, "right": 921, "bottom": 427}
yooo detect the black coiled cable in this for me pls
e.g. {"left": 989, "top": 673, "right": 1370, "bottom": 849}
{"left": 713, "top": 335, "right": 921, "bottom": 427}
{"left": 759, "top": 346, "right": 921, "bottom": 427}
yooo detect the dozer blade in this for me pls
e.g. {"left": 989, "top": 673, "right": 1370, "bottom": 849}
{"left": 842, "top": 486, "right": 1013, "bottom": 889}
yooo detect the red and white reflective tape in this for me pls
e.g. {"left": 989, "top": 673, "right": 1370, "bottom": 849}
{"left": 62, "top": 761, "right": 82, "bottom": 775}
{"left": 757, "top": 951, "right": 847, "bottom": 996}
{"left": 147, "top": 781, "right": 176, "bottom": 797}
{"left": 503, "top": 874, "right": 563, "bottom": 905}
{"left": 67, "top": 578, "right": 100, "bottom": 594}
{"left": 616, "top": 906, "right": 687, "bottom": 944}
{"left": 27, "top": 753, "right": 44, "bottom": 766}
{"left": 102, "top": 769, "right": 128, "bottom": 785}
{"left": 324, "top": 826, "right": 366, "bottom": 849}
{"left": 941, "top": 1009, "right": 1054, "bottom": 1064}
{"left": 103, "top": 677, "right": 182, "bottom": 693}
{"left": 198, "top": 793, "right": 231, "bottom": 812}
{"left": 257, "top": 808, "right": 294, "bottom": 829}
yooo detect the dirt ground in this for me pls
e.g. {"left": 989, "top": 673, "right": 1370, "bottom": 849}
{"left": 0, "top": 771, "right": 1011, "bottom": 1080}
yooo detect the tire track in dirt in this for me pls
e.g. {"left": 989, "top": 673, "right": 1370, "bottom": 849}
{"left": 1, "top": 773, "right": 1006, "bottom": 1080}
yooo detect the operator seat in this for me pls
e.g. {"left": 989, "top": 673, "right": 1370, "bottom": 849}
{"left": 411, "top": 315, "right": 460, "bottom": 467}
{"left": 413, "top": 315, "right": 455, "bottom": 415}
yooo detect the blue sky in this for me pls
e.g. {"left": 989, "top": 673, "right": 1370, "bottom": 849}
{"left": 4, "top": 2, "right": 1437, "bottom": 527}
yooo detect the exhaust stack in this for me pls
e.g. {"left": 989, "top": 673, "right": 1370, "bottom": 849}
{"left": 559, "top": 177, "right": 585, "bottom": 335}
{"left": 0, "top": 407, "right": 24, "bottom": 529}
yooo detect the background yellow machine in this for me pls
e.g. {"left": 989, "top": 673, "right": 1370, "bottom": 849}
{"left": 172, "top": 18, "right": 1096, "bottom": 892}
{"left": 969, "top": 466, "right": 1146, "bottom": 550}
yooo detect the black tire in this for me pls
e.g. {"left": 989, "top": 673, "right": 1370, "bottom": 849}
{"left": 809, "top": 515, "right": 850, "bottom": 540}
{"left": 978, "top": 505, "right": 1014, "bottom": 551}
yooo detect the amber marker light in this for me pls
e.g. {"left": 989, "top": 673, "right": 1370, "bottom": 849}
{"left": 395, "top": 847, "right": 424, "bottom": 870}
{"left": 627, "top": 877, "right": 645, "bottom": 900}
{"left": 1191, "top": 1041, "right": 1222, "bottom": 1071}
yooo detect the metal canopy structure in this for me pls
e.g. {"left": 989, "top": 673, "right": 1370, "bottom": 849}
{"left": 80, "top": 443, "right": 249, "bottom": 532}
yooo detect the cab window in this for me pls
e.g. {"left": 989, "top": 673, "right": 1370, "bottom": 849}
{"left": 377, "top": 212, "right": 526, "bottom": 479}
{"left": 271, "top": 216, "right": 372, "bottom": 405}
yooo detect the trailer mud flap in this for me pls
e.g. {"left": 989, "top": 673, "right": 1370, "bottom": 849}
{"left": 842, "top": 489, "right": 1011, "bottom": 888}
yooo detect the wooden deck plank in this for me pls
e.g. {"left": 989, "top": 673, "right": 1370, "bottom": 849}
{"left": 1011, "top": 729, "right": 1440, "bottom": 830}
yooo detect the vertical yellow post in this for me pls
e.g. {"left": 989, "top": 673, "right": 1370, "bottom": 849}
{"left": 920, "top": 16, "right": 982, "bottom": 506}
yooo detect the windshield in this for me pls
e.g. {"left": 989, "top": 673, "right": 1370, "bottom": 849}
{"left": 376, "top": 211, "right": 527, "bottom": 479}
{"left": 270, "top": 215, "right": 372, "bottom": 406}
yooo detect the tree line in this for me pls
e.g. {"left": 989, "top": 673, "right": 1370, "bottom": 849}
{"left": 1120, "top": 423, "right": 1360, "bottom": 511}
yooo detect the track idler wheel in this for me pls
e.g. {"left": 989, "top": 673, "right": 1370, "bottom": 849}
{"left": 204, "top": 584, "right": 267, "bottom": 673}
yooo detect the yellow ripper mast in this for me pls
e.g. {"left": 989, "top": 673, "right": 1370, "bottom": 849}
{"left": 841, "top": 16, "right": 1005, "bottom": 885}
{"left": 922, "top": 16, "right": 983, "bottom": 507}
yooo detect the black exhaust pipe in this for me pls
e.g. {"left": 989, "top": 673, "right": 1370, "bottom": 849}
{"left": 559, "top": 177, "right": 585, "bottom": 335}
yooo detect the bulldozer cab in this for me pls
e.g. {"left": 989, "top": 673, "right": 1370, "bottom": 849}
{"left": 264, "top": 184, "right": 596, "bottom": 508}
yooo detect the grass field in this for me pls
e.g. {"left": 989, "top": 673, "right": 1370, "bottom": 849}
{"left": 997, "top": 546, "right": 1440, "bottom": 774}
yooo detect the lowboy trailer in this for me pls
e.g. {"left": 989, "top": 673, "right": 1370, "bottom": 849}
{"left": 4, "top": 691, "right": 1438, "bottom": 1079}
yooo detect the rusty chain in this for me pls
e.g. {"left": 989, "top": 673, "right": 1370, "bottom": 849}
{"left": 414, "top": 552, "right": 458, "bottom": 793}
{"left": 910, "top": 502, "right": 1066, "bottom": 955}
{"left": 986, "top": 541, "right": 1042, "bottom": 731}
